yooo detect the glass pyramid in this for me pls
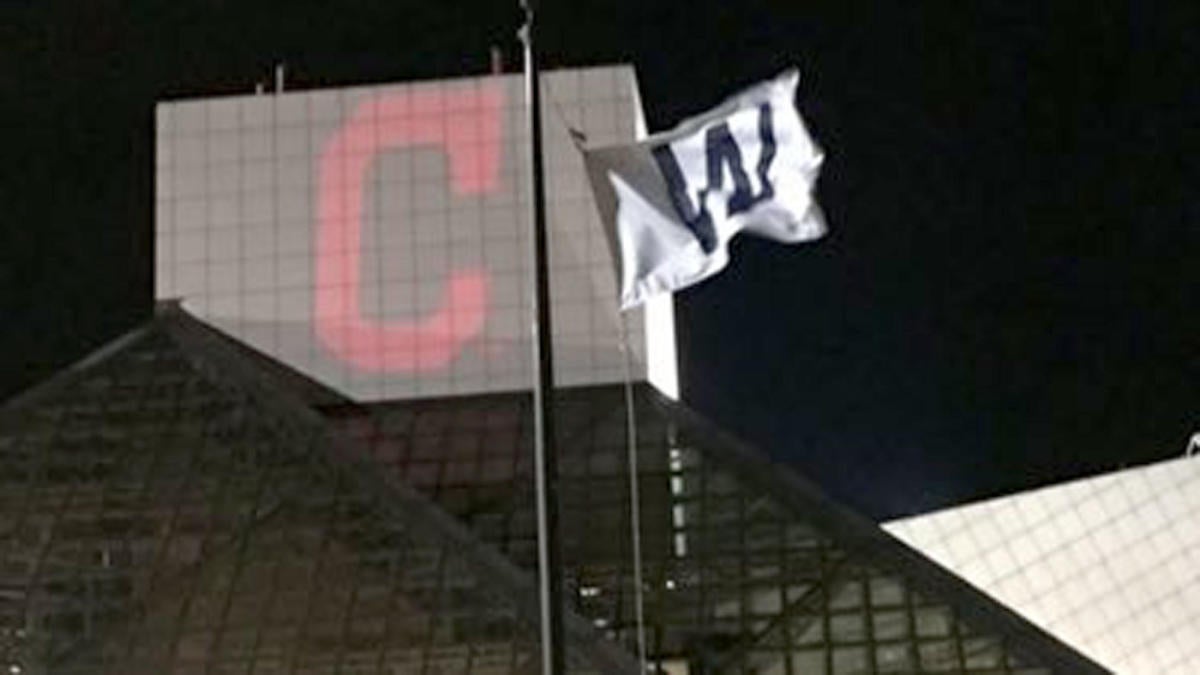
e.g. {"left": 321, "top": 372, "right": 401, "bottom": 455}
{"left": 0, "top": 304, "right": 1108, "bottom": 674}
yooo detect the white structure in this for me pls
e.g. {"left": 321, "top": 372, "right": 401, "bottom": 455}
{"left": 887, "top": 455, "right": 1200, "bottom": 675}
{"left": 155, "top": 66, "right": 677, "bottom": 401}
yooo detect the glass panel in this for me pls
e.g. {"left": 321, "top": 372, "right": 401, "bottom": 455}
{"left": 791, "top": 649, "right": 827, "bottom": 675}
{"left": 829, "top": 614, "right": 866, "bottom": 644}
{"left": 869, "top": 576, "right": 905, "bottom": 607}
{"left": 915, "top": 606, "right": 953, "bottom": 638}
{"left": 875, "top": 643, "right": 914, "bottom": 672}
{"left": 831, "top": 646, "right": 868, "bottom": 674}
{"left": 872, "top": 610, "right": 908, "bottom": 641}
{"left": 918, "top": 639, "right": 960, "bottom": 671}
{"left": 962, "top": 636, "right": 1005, "bottom": 668}
{"left": 829, "top": 581, "right": 863, "bottom": 610}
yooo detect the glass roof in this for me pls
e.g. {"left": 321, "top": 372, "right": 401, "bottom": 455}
{"left": 0, "top": 306, "right": 1107, "bottom": 674}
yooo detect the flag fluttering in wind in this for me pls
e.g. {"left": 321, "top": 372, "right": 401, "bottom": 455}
{"left": 584, "top": 69, "right": 826, "bottom": 309}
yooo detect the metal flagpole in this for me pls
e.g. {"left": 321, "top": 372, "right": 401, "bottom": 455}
{"left": 519, "top": 2, "right": 566, "bottom": 675}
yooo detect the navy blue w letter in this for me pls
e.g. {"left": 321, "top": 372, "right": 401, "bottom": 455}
{"left": 652, "top": 103, "right": 778, "bottom": 253}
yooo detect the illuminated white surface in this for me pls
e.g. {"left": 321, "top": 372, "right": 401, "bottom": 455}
{"left": 886, "top": 456, "right": 1200, "bottom": 675}
{"left": 629, "top": 70, "right": 679, "bottom": 401}
{"left": 644, "top": 292, "right": 678, "bottom": 400}
{"left": 155, "top": 66, "right": 656, "bottom": 401}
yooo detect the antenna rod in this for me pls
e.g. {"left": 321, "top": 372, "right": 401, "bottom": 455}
{"left": 491, "top": 45, "right": 504, "bottom": 75}
{"left": 520, "top": 2, "right": 566, "bottom": 675}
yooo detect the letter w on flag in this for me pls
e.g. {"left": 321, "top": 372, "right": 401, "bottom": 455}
{"left": 583, "top": 69, "right": 826, "bottom": 309}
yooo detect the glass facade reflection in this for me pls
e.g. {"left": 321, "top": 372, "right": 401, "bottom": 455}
{"left": 0, "top": 306, "right": 1105, "bottom": 674}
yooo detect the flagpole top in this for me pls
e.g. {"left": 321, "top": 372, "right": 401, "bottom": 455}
{"left": 517, "top": 0, "right": 535, "bottom": 45}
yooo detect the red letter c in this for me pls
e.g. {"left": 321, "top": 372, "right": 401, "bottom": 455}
{"left": 315, "top": 84, "right": 503, "bottom": 373}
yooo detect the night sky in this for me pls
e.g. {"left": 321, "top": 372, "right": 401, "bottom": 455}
{"left": 3, "top": 0, "right": 1196, "bottom": 519}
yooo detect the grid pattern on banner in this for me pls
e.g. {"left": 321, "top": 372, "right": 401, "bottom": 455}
{"left": 155, "top": 66, "right": 647, "bottom": 402}
{"left": 887, "top": 457, "right": 1200, "bottom": 675}
{"left": 0, "top": 320, "right": 627, "bottom": 675}
{"left": 326, "top": 389, "right": 1077, "bottom": 675}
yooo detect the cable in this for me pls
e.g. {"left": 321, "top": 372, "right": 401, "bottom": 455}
{"left": 544, "top": 82, "right": 589, "bottom": 149}
{"left": 618, "top": 310, "right": 649, "bottom": 672}
{"left": 546, "top": 76, "right": 643, "bottom": 668}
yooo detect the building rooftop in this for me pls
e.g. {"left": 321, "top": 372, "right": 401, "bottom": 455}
{"left": 888, "top": 452, "right": 1200, "bottom": 675}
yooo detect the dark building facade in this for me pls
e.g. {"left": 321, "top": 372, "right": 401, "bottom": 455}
{"left": 0, "top": 304, "right": 1107, "bottom": 674}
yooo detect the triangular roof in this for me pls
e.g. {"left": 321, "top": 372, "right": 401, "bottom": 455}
{"left": 1, "top": 303, "right": 635, "bottom": 674}
{"left": 0, "top": 303, "right": 1109, "bottom": 674}
{"left": 888, "top": 455, "right": 1200, "bottom": 674}
{"left": 322, "top": 381, "right": 1112, "bottom": 675}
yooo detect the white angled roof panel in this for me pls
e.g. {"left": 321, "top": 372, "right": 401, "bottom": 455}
{"left": 886, "top": 455, "right": 1200, "bottom": 675}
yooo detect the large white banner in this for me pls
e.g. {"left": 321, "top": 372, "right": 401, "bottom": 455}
{"left": 155, "top": 67, "right": 677, "bottom": 401}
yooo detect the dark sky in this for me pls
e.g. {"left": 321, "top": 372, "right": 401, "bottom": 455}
{"left": 3, "top": 0, "right": 1196, "bottom": 519}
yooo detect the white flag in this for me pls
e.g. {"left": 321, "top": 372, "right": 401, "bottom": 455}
{"left": 584, "top": 69, "right": 826, "bottom": 309}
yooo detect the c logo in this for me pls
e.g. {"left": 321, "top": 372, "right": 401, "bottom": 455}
{"left": 315, "top": 84, "right": 503, "bottom": 372}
